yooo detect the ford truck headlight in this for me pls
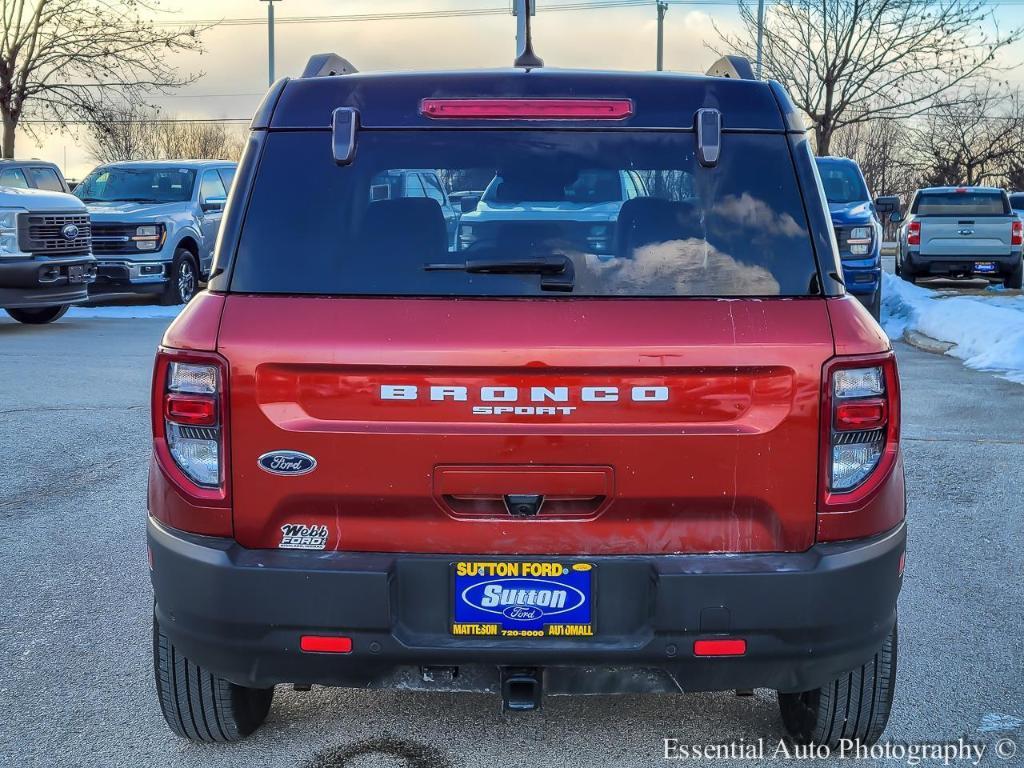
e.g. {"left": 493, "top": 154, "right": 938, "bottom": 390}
{"left": 132, "top": 223, "right": 165, "bottom": 251}
{"left": 0, "top": 208, "right": 27, "bottom": 257}
{"left": 848, "top": 226, "right": 873, "bottom": 256}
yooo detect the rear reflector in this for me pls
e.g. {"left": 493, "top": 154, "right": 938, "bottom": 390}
{"left": 164, "top": 394, "right": 217, "bottom": 426}
{"left": 835, "top": 399, "right": 887, "bottom": 431}
{"left": 693, "top": 639, "right": 747, "bottom": 657}
{"left": 421, "top": 98, "right": 634, "bottom": 120}
{"left": 300, "top": 635, "right": 353, "bottom": 654}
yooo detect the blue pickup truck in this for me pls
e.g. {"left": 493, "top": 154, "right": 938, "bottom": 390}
{"left": 815, "top": 157, "right": 899, "bottom": 319}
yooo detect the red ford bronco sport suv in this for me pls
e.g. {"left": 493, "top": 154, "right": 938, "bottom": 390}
{"left": 148, "top": 38, "right": 905, "bottom": 747}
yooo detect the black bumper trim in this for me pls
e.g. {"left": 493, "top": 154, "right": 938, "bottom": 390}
{"left": 0, "top": 254, "right": 96, "bottom": 308}
{"left": 149, "top": 518, "right": 905, "bottom": 694}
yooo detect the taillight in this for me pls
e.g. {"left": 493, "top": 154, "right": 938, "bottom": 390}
{"left": 819, "top": 354, "right": 901, "bottom": 540}
{"left": 152, "top": 350, "right": 229, "bottom": 497}
{"left": 1012, "top": 220, "right": 1022, "bottom": 246}
{"left": 907, "top": 221, "right": 921, "bottom": 246}
{"left": 420, "top": 98, "right": 634, "bottom": 120}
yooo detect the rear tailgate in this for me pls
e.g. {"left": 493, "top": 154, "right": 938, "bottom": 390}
{"left": 220, "top": 296, "right": 832, "bottom": 555}
{"left": 920, "top": 216, "right": 1013, "bottom": 257}
{"left": 915, "top": 189, "right": 1014, "bottom": 257}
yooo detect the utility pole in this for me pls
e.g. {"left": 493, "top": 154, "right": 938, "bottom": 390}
{"left": 755, "top": 0, "right": 765, "bottom": 79}
{"left": 656, "top": 1, "right": 669, "bottom": 72}
{"left": 260, "top": 0, "right": 279, "bottom": 86}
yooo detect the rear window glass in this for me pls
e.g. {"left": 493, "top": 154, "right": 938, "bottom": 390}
{"left": 231, "top": 130, "right": 818, "bottom": 297}
{"left": 1009, "top": 193, "right": 1024, "bottom": 212}
{"left": 913, "top": 191, "right": 1009, "bottom": 216}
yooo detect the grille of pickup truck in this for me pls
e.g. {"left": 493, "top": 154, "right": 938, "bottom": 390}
{"left": 91, "top": 223, "right": 139, "bottom": 255}
{"left": 17, "top": 212, "right": 92, "bottom": 256}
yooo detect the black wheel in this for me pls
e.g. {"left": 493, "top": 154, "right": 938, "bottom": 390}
{"left": 160, "top": 249, "right": 199, "bottom": 305}
{"left": 899, "top": 267, "right": 916, "bottom": 284}
{"left": 153, "top": 613, "right": 273, "bottom": 743}
{"left": 4, "top": 305, "right": 70, "bottom": 324}
{"left": 778, "top": 622, "right": 897, "bottom": 749}
{"left": 1005, "top": 258, "right": 1023, "bottom": 289}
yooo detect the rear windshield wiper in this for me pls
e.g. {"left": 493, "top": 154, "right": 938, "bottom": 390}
{"left": 424, "top": 255, "right": 575, "bottom": 292}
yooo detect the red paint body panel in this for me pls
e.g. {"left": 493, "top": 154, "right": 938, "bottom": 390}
{"left": 161, "top": 292, "right": 225, "bottom": 352}
{"left": 826, "top": 295, "right": 890, "bottom": 356}
{"left": 216, "top": 296, "right": 836, "bottom": 555}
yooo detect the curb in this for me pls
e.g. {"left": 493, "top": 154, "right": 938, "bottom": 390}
{"left": 902, "top": 328, "right": 954, "bottom": 355}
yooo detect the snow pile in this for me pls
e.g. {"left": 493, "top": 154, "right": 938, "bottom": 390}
{"left": 881, "top": 272, "right": 1024, "bottom": 383}
{"left": 67, "top": 304, "right": 184, "bottom": 319}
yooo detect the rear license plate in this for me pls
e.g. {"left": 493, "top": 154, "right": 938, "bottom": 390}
{"left": 451, "top": 561, "right": 593, "bottom": 638}
{"left": 67, "top": 265, "right": 86, "bottom": 284}
{"left": 974, "top": 261, "right": 997, "bottom": 273}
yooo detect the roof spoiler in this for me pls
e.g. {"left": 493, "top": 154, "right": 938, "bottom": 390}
{"left": 705, "top": 55, "right": 755, "bottom": 80}
{"left": 301, "top": 53, "right": 358, "bottom": 78}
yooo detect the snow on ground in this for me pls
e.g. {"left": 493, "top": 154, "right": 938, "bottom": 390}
{"left": 881, "top": 272, "right": 1024, "bottom": 384}
{"left": 66, "top": 304, "right": 184, "bottom": 319}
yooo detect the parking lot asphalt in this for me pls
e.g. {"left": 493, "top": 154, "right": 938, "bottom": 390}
{"left": 1, "top": 314, "right": 1022, "bottom": 768}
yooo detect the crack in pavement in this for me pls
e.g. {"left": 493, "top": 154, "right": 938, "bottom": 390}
{"left": 0, "top": 404, "right": 147, "bottom": 415}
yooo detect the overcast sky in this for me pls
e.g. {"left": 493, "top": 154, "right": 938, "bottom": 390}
{"left": 17, "top": 0, "right": 744, "bottom": 176}
{"left": 15, "top": 0, "right": 1024, "bottom": 177}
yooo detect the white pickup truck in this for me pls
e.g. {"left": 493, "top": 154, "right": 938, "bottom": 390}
{"left": 895, "top": 186, "right": 1023, "bottom": 288}
{"left": 0, "top": 185, "right": 96, "bottom": 323}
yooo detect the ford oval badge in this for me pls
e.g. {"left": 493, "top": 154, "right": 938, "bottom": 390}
{"left": 258, "top": 451, "right": 317, "bottom": 476}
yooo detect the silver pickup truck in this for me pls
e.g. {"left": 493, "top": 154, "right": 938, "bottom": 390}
{"left": 895, "top": 186, "right": 1023, "bottom": 288}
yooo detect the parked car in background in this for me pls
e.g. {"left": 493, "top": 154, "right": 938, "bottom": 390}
{"left": 0, "top": 185, "right": 96, "bottom": 324}
{"left": 74, "top": 160, "right": 237, "bottom": 304}
{"left": 814, "top": 157, "right": 899, "bottom": 319}
{"left": 896, "top": 186, "right": 1023, "bottom": 288}
{"left": 0, "top": 159, "right": 74, "bottom": 194}
{"left": 458, "top": 169, "right": 648, "bottom": 257}
{"left": 370, "top": 169, "right": 460, "bottom": 249}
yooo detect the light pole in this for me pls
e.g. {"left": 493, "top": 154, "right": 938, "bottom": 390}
{"left": 755, "top": 0, "right": 765, "bottom": 79}
{"left": 259, "top": 0, "right": 279, "bottom": 86}
{"left": 656, "top": 0, "right": 668, "bottom": 72}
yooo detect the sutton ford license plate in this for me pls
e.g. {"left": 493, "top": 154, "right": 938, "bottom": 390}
{"left": 451, "top": 561, "right": 593, "bottom": 638}
{"left": 67, "top": 265, "right": 86, "bottom": 284}
{"left": 974, "top": 262, "right": 997, "bottom": 273}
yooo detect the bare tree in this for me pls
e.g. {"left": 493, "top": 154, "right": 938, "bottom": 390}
{"left": 85, "top": 104, "right": 244, "bottom": 164}
{"left": 0, "top": 0, "right": 203, "bottom": 158}
{"left": 718, "top": 0, "right": 1021, "bottom": 154}
{"left": 908, "top": 85, "right": 1024, "bottom": 187}
{"left": 83, "top": 102, "right": 157, "bottom": 163}
{"left": 830, "top": 115, "right": 915, "bottom": 197}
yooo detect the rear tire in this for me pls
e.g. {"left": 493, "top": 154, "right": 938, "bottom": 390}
{"left": 4, "top": 305, "right": 70, "bottom": 324}
{"left": 1005, "top": 258, "right": 1023, "bottom": 289}
{"left": 153, "top": 613, "right": 274, "bottom": 742}
{"left": 777, "top": 622, "right": 897, "bottom": 748}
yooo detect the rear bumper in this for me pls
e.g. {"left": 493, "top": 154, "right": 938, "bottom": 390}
{"left": 906, "top": 251, "right": 1021, "bottom": 275}
{"left": 0, "top": 254, "right": 96, "bottom": 308}
{"left": 149, "top": 518, "right": 905, "bottom": 695}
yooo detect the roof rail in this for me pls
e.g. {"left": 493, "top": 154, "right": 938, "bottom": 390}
{"left": 705, "top": 55, "right": 755, "bottom": 81}
{"left": 302, "top": 53, "right": 358, "bottom": 78}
